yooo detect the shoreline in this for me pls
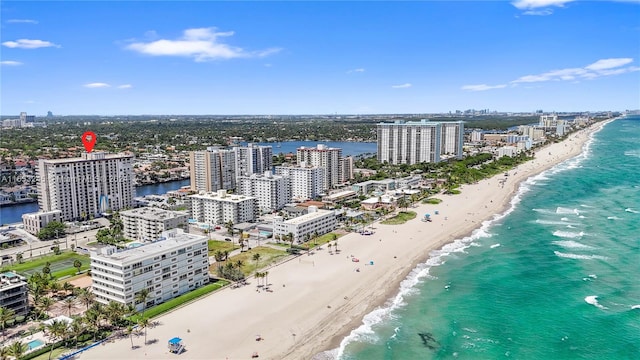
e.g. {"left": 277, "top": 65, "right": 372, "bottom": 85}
{"left": 80, "top": 119, "right": 612, "bottom": 360}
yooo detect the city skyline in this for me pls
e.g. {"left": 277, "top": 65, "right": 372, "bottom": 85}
{"left": 1, "top": 0, "right": 639, "bottom": 116}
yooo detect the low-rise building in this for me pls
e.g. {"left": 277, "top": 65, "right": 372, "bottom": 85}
{"left": 351, "top": 179, "right": 396, "bottom": 195}
{"left": 273, "top": 206, "right": 336, "bottom": 243}
{"left": 120, "top": 207, "right": 189, "bottom": 241}
{"left": 190, "top": 189, "right": 257, "bottom": 226}
{"left": 22, "top": 210, "right": 62, "bottom": 235}
{"left": 90, "top": 229, "right": 209, "bottom": 310}
{"left": 0, "top": 272, "right": 29, "bottom": 316}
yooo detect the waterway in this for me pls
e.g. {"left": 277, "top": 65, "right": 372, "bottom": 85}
{"left": 245, "top": 140, "right": 377, "bottom": 157}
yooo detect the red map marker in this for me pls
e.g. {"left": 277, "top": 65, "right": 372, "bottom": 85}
{"left": 81, "top": 131, "right": 97, "bottom": 153}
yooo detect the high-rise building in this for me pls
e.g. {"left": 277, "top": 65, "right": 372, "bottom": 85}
{"left": 37, "top": 152, "right": 135, "bottom": 221}
{"left": 0, "top": 272, "right": 29, "bottom": 316}
{"left": 189, "top": 148, "right": 236, "bottom": 193}
{"left": 377, "top": 120, "right": 442, "bottom": 165}
{"left": 237, "top": 171, "right": 290, "bottom": 213}
{"left": 340, "top": 156, "right": 354, "bottom": 183}
{"left": 440, "top": 121, "right": 465, "bottom": 159}
{"left": 189, "top": 189, "right": 257, "bottom": 226}
{"left": 90, "top": 229, "right": 209, "bottom": 310}
{"left": 296, "top": 144, "right": 342, "bottom": 189}
{"left": 120, "top": 207, "right": 189, "bottom": 241}
{"left": 233, "top": 144, "right": 273, "bottom": 179}
{"left": 275, "top": 165, "right": 324, "bottom": 201}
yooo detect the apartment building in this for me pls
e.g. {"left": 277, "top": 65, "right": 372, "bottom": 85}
{"left": 37, "top": 152, "right": 135, "bottom": 221}
{"left": 237, "top": 171, "right": 290, "bottom": 213}
{"left": 340, "top": 156, "right": 354, "bottom": 183}
{"left": 441, "top": 121, "right": 465, "bottom": 159}
{"left": 0, "top": 272, "right": 29, "bottom": 316}
{"left": 189, "top": 189, "right": 257, "bottom": 225}
{"left": 274, "top": 165, "right": 325, "bottom": 201}
{"left": 233, "top": 144, "right": 273, "bottom": 179}
{"left": 120, "top": 207, "right": 189, "bottom": 241}
{"left": 22, "top": 210, "right": 62, "bottom": 235}
{"left": 273, "top": 206, "right": 336, "bottom": 243}
{"left": 297, "top": 145, "right": 342, "bottom": 189}
{"left": 90, "top": 229, "right": 209, "bottom": 310}
{"left": 189, "top": 147, "right": 236, "bottom": 193}
{"left": 377, "top": 120, "right": 442, "bottom": 165}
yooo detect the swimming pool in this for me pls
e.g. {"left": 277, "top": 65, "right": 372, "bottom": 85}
{"left": 127, "top": 242, "right": 144, "bottom": 249}
{"left": 27, "top": 339, "right": 45, "bottom": 350}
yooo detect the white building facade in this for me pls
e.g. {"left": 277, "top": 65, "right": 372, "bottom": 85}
{"left": 22, "top": 210, "right": 62, "bottom": 235}
{"left": 233, "top": 144, "right": 273, "bottom": 179}
{"left": 440, "top": 121, "right": 465, "bottom": 159}
{"left": 189, "top": 190, "right": 257, "bottom": 225}
{"left": 273, "top": 206, "right": 336, "bottom": 243}
{"left": 275, "top": 165, "right": 325, "bottom": 201}
{"left": 297, "top": 145, "right": 343, "bottom": 189}
{"left": 189, "top": 148, "right": 236, "bottom": 193}
{"left": 377, "top": 120, "right": 442, "bottom": 165}
{"left": 37, "top": 152, "right": 135, "bottom": 221}
{"left": 90, "top": 229, "right": 209, "bottom": 310}
{"left": 120, "top": 207, "right": 189, "bottom": 241}
{"left": 237, "top": 171, "right": 290, "bottom": 213}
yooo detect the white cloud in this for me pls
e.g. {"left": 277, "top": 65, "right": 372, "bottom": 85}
{"left": 118, "top": 84, "right": 133, "bottom": 89}
{"left": 2, "top": 39, "right": 60, "bottom": 49}
{"left": 84, "top": 83, "right": 111, "bottom": 88}
{"left": 511, "top": 0, "right": 575, "bottom": 9}
{"left": 7, "top": 19, "right": 38, "bottom": 24}
{"left": 523, "top": 9, "right": 554, "bottom": 15}
{"left": 391, "top": 83, "right": 412, "bottom": 89}
{"left": 347, "top": 68, "right": 365, "bottom": 74}
{"left": 461, "top": 84, "right": 508, "bottom": 91}
{"left": 0, "top": 60, "right": 23, "bottom": 66}
{"left": 126, "top": 27, "right": 281, "bottom": 62}
{"left": 585, "top": 58, "right": 633, "bottom": 70}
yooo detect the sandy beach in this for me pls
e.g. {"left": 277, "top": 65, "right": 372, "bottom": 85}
{"left": 80, "top": 120, "right": 610, "bottom": 360}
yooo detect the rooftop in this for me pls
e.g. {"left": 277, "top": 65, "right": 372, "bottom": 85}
{"left": 281, "top": 209, "right": 334, "bottom": 225}
{"left": 121, "top": 207, "right": 188, "bottom": 221}
{"left": 42, "top": 152, "right": 132, "bottom": 164}
{"left": 92, "top": 229, "right": 206, "bottom": 262}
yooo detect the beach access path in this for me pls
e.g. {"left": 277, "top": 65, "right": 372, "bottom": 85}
{"left": 81, "top": 120, "right": 609, "bottom": 360}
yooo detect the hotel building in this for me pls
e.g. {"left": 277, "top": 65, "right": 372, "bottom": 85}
{"left": 275, "top": 165, "right": 325, "bottom": 201}
{"left": 90, "top": 229, "right": 209, "bottom": 310}
{"left": 36, "top": 152, "right": 135, "bottom": 221}
{"left": 189, "top": 189, "right": 257, "bottom": 225}
{"left": 120, "top": 207, "right": 189, "bottom": 241}
{"left": 297, "top": 145, "right": 342, "bottom": 189}
{"left": 237, "top": 171, "right": 290, "bottom": 213}
{"left": 189, "top": 148, "right": 236, "bottom": 193}
{"left": 273, "top": 206, "right": 336, "bottom": 243}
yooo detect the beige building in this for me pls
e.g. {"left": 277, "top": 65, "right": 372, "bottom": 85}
{"left": 189, "top": 148, "right": 236, "bottom": 193}
{"left": 22, "top": 210, "right": 62, "bottom": 235}
{"left": 120, "top": 207, "right": 189, "bottom": 241}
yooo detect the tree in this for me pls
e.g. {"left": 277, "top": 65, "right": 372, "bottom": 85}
{"left": 264, "top": 271, "right": 269, "bottom": 287}
{"left": 37, "top": 296, "right": 54, "bottom": 319}
{"left": 15, "top": 253, "right": 23, "bottom": 264}
{"left": 225, "top": 220, "right": 235, "bottom": 242}
{"left": 46, "top": 319, "right": 67, "bottom": 360}
{"left": 78, "top": 288, "right": 95, "bottom": 310}
{"left": 63, "top": 297, "right": 76, "bottom": 317}
{"left": 8, "top": 341, "right": 27, "bottom": 360}
{"left": 138, "top": 317, "right": 150, "bottom": 345}
{"left": 135, "top": 288, "right": 150, "bottom": 316}
{"left": 69, "top": 319, "right": 84, "bottom": 349}
{"left": 287, "top": 232, "right": 294, "bottom": 247}
{"left": 0, "top": 307, "right": 15, "bottom": 342}
{"left": 0, "top": 345, "right": 10, "bottom": 360}
{"left": 126, "top": 325, "right": 135, "bottom": 349}
{"left": 252, "top": 253, "right": 261, "bottom": 271}
{"left": 73, "top": 259, "right": 82, "bottom": 274}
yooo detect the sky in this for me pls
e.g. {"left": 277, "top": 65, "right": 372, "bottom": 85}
{"left": 1, "top": 0, "right": 639, "bottom": 116}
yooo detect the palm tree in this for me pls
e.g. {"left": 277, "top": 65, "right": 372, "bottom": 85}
{"left": 37, "top": 296, "right": 54, "bottom": 319}
{"left": 0, "top": 307, "right": 15, "bottom": 342}
{"left": 69, "top": 319, "right": 84, "bottom": 349}
{"left": 235, "top": 260, "right": 244, "bottom": 270}
{"left": 63, "top": 297, "right": 76, "bottom": 317}
{"left": 8, "top": 341, "right": 27, "bottom": 360}
{"left": 225, "top": 220, "right": 235, "bottom": 243}
{"left": 134, "top": 288, "right": 150, "bottom": 316}
{"left": 126, "top": 325, "right": 135, "bottom": 349}
{"left": 239, "top": 238, "right": 245, "bottom": 252}
{"left": 78, "top": 288, "right": 95, "bottom": 310}
{"left": 137, "top": 317, "right": 150, "bottom": 345}
{"left": 264, "top": 271, "right": 269, "bottom": 286}
{"left": 73, "top": 260, "right": 83, "bottom": 274}
{"left": 62, "top": 282, "right": 75, "bottom": 296}
{"left": 334, "top": 240, "right": 339, "bottom": 253}
{"left": 327, "top": 243, "right": 332, "bottom": 254}
{"left": 46, "top": 319, "right": 67, "bottom": 360}
{"left": 0, "top": 345, "right": 10, "bottom": 360}
{"left": 287, "top": 232, "right": 294, "bottom": 247}
{"left": 252, "top": 253, "right": 261, "bottom": 271}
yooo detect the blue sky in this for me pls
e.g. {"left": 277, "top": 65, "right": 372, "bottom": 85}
{"left": 1, "top": 0, "right": 639, "bottom": 115}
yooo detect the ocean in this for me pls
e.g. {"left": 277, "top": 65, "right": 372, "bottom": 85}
{"left": 332, "top": 116, "right": 640, "bottom": 359}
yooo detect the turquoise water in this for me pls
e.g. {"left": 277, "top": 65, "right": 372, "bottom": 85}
{"left": 28, "top": 339, "right": 45, "bottom": 350}
{"left": 332, "top": 117, "right": 640, "bottom": 359}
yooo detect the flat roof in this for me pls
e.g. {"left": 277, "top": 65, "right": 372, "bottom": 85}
{"left": 190, "top": 193, "right": 255, "bottom": 203}
{"left": 93, "top": 231, "right": 206, "bottom": 263}
{"left": 121, "top": 207, "right": 187, "bottom": 221}
{"left": 42, "top": 153, "right": 132, "bottom": 164}
{"left": 283, "top": 210, "right": 334, "bottom": 225}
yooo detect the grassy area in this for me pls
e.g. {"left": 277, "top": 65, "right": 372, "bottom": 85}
{"left": 1, "top": 251, "right": 90, "bottom": 278}
{"left": 207, "top": 240, "right": 239, "bottom": 255}
{"left": 224, "top": 246, "right": 288, "bottom": 275}
{"left": 307, "top": 232, "right": 341, "bottom": 248}
{"left": 268, "top": 242, "right": 291, "bottom": 248}
{"left": 27, "top": 347, "right": 66, "bottom": 360}
{"left": 422, "top": 198, "right": 443, "bottom": 204}
{"left": 129, "top": 279, "right": 229, "bottom": 322}
{"left": 381, "top": 211, "right": 417, "bottom": 225}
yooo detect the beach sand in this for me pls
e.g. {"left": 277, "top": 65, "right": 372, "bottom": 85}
{"left": 80, "top": 120, "right": 609, "bottom": 360}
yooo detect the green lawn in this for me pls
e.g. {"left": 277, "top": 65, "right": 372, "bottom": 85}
{"left": 422, "top": 197, "right": 443, "bottom": 204}
{"left": 381, "top": 211, "right": 417, "bottom": 225}
{"left": 1, "top": 251, "right": 91, "bottom": 278}
{"left": 224, "top": 246, "right": 288, "bottom": 275}
{"left": 207, "top": 240, "right": 239, "bottom": 256}
{"left": 129, "top": 279, "right": 229, "bottom": 322}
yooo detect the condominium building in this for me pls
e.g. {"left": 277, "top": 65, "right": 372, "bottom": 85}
{"left": 189, "top": 147, "right": 236, "bottom": 193}
{"left": 237, "top": 171, "right": 290, "bottom": 213}
{"left": 189, "top": 189, "right": 257, "bottom": 226}
{"left": 90, "top": 229, "right": 209, "bottom": 309}
{"left": 275, "top": 165, "right": 324, "bottom": 201}
{"left": 37, "top": 152, "right": 135, "bottom": 221}
{"left": 340, "top": 156, "right": 354, "bottom": 183}
{"left": 297, "top": 144, "right": 342, "bottom": 189}
{"left": 22, "top": 210, "right": 62, "bottom": 235}
{"left": 0, "top": 272, "right": 29, "bottom": 316}
{"left": 233, "top": 144, "right": 273, "bottom": 179}
{"left": 273, "top": 206, "right": 336, "bottom": 243}
{"left": 440, "top": 121, "right": 465, "bottom": 159}
{"left": 377, "top": 120, "right": 442, "bottom": 165}
{"left": 120, "top": 207, "right": 189, "bottom": 241}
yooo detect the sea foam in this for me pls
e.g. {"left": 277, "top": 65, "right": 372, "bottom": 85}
{"left": 552, "top": 240, "right": 594, "bottom": 250}
{"left": 552, "top": 230, "right": 585, "bottom": 239}
{"left": 625, "top": 208, "right": 639, "bottom": 214}
{"left": 554, "top": 251, "right": 608, "bottom": 261}
{"left": 585, "top": 296, "right": 608, "bottom": 310}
